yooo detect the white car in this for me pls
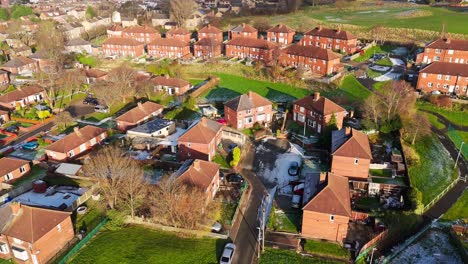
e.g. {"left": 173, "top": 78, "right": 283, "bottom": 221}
{"left": 220, "top": 243, "right": 236, "bottom": 264}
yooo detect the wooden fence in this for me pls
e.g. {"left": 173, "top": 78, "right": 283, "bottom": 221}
{"left": 190, "top": 76, "right": 220, "bottom": 98}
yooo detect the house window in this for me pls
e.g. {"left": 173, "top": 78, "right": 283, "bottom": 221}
{"left": 57, "top": 224, "right": 62, "bottom": 232}
{"left": 12, "top": 246, "right": 28, "bottom": 261}
{"left": 437, "top": 74, "right": 442, "bottom": 80}
{"left": 435, "top": 49, "right": 441, "bottom": 53}
{"left": 246, "top": 109, "right": 251, "bottom": 115}
{"left": 445, "top": 75, "right": 451, "bottom": 81}
{"left": 258, "top": 106, "right": 264, "bottom": 112}
{"left": 19, "top": 166, "right": 26, "bottom": 173}
{"left": 330, "top": 215, "right": 335, "bottom": 222}
{"left": 422, "top": 73, "right": 427, "bottom": 78}
{"left": 448, "top": 49, "right": 454, "bottom": 54}
{"left": 187, "top": 143, "right": 191, "bottom": 147}
{"left": 68, "top": 150, "right": 75, "bottom": 157}
{"left": 434, "top": 56, "right": 440, "bottom": 61}
{"left": 0, "top": 242, "right": 9, "bottom": 254}
{"left": 5, "top": 173, "right": 13, "bottom": 181}
{"left": 443, "top": 84, "right": 449, "bottom": 89}
{"left": 354, "top": 158, "right": 359, "bottom": 165}
{"left": 428, "top": 82, "right": 433, "bottom": 87}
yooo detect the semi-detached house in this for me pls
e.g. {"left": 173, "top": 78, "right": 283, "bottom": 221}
{"left": 147, "top": 38, "right": 191, "bottom": 59}
{"left": 417, "top": 61, "right": 468, "bottom": 96}
{"left": 1, "top": 56, "right": 39, "bottom": 76}
{"left": 224, "top": 91, "right": 273, "bottom": 129}
{"left": 266, "top": 24, "right": 295, "bottom": 46}
{"left": 416, "top": 38, "right": 468, "bottom": 65}
{"left": 102, "top": 37, "right": 145, "bottom": 57}
{"left": 301, "top": 26, "right": 357, "bottom": 55}
{"left": 166, "top": 27, "right": 192, "bottom": 43}
{"left": 0, "top": 157, "right": 31, "bottom": 184}
{"left": 178, "top": 117, "right": 223, "bottom": 161}
{"left": 177, "top": 159, "right": 220, "bottom": 202}
{"left": 151, "top": 75, "right": 191, "bottom": 95}
{"left": 115, "top": 101, "right": 163, "bottom": 131}
{"left": 122, "top": 25, "right": 160, "bottom": 44}
{"left": 280, "top": 44, "right": 342, "bottom": 76}
{"left": 0, "top": 85, "right": 46, "bottom": 110}
{"left": 225, "top": 37, "right": 276, "bottom": 63}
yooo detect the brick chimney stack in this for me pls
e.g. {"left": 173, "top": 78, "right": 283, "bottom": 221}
{"left": 74, "top": 126, "right": 83, "bottom": 138}
{"left": 201, "top": 117, "right": 207, "bottom": 126}
{"left": 193, "top": 160, "right": 200, "bottom": 170}
{"left": 313, "top": 92, "right": 320, "bottom": 101}
{"left": 10, "top": 202, "right": 21, "bottom": 215}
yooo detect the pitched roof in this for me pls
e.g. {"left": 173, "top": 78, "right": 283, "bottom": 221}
{"left": 284, "top": 44, "right": 341, "bottom": 61}
{"left": 151, "top": 75, "right": 190, "bottom": 87}
{"left": 167, "top": 27, "right": 190, "bottom": 35}
{"left": 115, "top": 101, "right": 163, "bottom": 124}
{"left": 426, "top": 38, "right": 468, "bottom": 51}
{"left": 85, "top": 69, "right": 108, "bottom": 78}
{"left": 225, "top": 91, "right": 272, "bottom": 111}
{"left": 227, "top": 37, "right": 275, "bottom": 49}
{"left": 108, "top": 24, "right": 123, "bottom": 31}
{"left": 0, "top": 85, "right": 44, "bottom": 103}
{"left": 102, "top": 37, "right": 144, "bottom": 46}
{"left": 230, "top": 23, "right": 257, "bottom": 33}
{"left": 2, "top": 56, "right": 36, "bottom": 68}
{"left": 294, "top": 94, "right": 346, "bottom": 116}
{"left": 195, "top": 37, "right": 220, "bottom": 46}
{"left": 266, "top": 23, "right": 295, "bottom": 33}
{"left": 148, "top": 38, "right": 189, "bottom": 47}
{"left": 3, "top": 204, "right": 71, "bottom": 243}
{"left": 46, "top": 125, "right": 106, "bottom": 154}
{"left": 419, "top": 61, "right": 468, "bottom": 77}
{"left": 0, "top": 157, "right": 29, "bottom": 178}
{"left": 332, "top": 128, "right": 372, "bottom": 159}
{"left": 178, "top": 159, "right": 220, "bottom": 191}
{"left": 304, "top": 26, "right": 355, "bottom": 40}
{"left": 123, "top": 25, "right": 159, "bottom": 34}
{"left": 199, "top": 24, "right": 222, "bottom": 34}
{"left": 0, "top": 204, "right": 13, "bottom": 232}
{"left": 65, "top": 38, "right": 91, "bottom": 46}
{"left": 303, "top": 174, "right": 351, "bottom": 217}
{"left": 178, "top": 117, "right": 223, "bottom": 144}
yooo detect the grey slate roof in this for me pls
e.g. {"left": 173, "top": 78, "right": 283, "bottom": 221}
{"left": 129, "top": 119, "right": 173, "bottom": 134}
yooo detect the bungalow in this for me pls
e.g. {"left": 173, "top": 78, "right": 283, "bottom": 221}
{"left": 194, "top": 38, "right": 222, "bottom": 59}
{"left": 64, "top": 38, "right": 93, "bottom": 54}
{"left": 301, "top": 26, "right": 357, "bottom": 55}
{"left": 279, "top": 45, "right": 342, "bottom": 76}
{"left": 302, "top": 174, "right": 351, "bottom": 242}
{"left": 330, "top": 128, "right": 372, "bottom": 180}
{"left": 292, "top": 92, "right": 347, "bottom": 134}
{"left": 45, "top": 125, "right": 108, "bottom": 161}
{"left": 0, "top": 70, "right": 9, "bottom": 86}
{"left": 416, "top": 61, "right": 468, "bottom": 96}
{"left": 177, "top": 159, "right": 220, "bottom": 202}
{"left": 151, "top": 75, "right": 191, "bottom": 95}
{"left": 198, "top": 24, "right": 223, "bottom": 42}
{"left": 107, "top": 24, "right": 123, "bottom": 38}
{"left": 416, "top": 38, "right": 468, "bottom": 65}
{"left": 229, "top": 23, "right": 258, "bottom": 40}
{"left": 122, "top": 25, "right": 161, "bottom": 44}
{"left": 0, "top": 203, "right": 74, "bottom": 264}
{"left": 166, "top": 27, "right": 192, "bottom": 43}
{"left": 147, "top": 38, "right": 191, "bottom": 59}
{"left": 225, "top": 37, "right": 276, "bottom": 62}
{"left": 115, "top": 101, "right": 164, "bottom": 131}
{"left": 178, "top": 117, "right": 223, "bottom": 161}
{"left": 266, "top": 24, "right": 295, "bottom": 46}
{"left": 0, "top": 85, "right": 46, "bottom": 110}
{"left": 0, "top": 157, "right": 30, "bottom": 184}
{"left": 0, "top": 110, "right": 9, "bottom": 125}
{"left": 1, "top": 56, "right": 39, "bottom": 76}
{"left": 85, "top": 69, "right": 108, "bottom": 83}
{"left": 126, "top": 118, "right": 176, "bottom": 138}
{"left": 101, "top": 37, "right": 145, "bottom": 57}
{"left": 224, "top": 91, "right": 273, "bottom": 129}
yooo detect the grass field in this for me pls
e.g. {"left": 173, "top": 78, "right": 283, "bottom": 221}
{"left": 441, "top": 190, "right": 468, "bottom": 221}
{"left": 69, "top": 226, "right": 225, "bottom": 264}
{"left": 303, "top": 240, "right": 350, "bottom": 259}
{"left": 376, "top": 57, "right": 393, "bottom": 66}
{"left": 354, "top": 45, "right": 395, "bottom": 63}
{"left": 322, "top": 75, "right": 371, "bottom": 106}
{"left": 424, "top": 112, "right": 446, "bottom": 130}
{"left": 406, "top": 135, "right": 456, "bottom": 205}
{"left": 447, "top": 127, "right": 468, "bottom": 160}
{"left": 417, "top": 103, "right": 468, "bottom": 127}
{"left": 260, "top": 248, "right": 345, "bottom": 264}
{"left": 373, "top": 80, "right": 392, "bottom": 92}
{"left": 370, "top": 169, "right": 392, "bottom": 177}
{"left": 267, "top": 209, "right": 301, "bottom": 233}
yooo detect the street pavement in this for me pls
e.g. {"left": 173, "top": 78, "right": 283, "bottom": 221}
{"left": 4, "top": 120, "right": 55, "bottom": 147}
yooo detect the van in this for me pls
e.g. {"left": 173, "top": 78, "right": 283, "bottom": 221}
{"left": 94, "top": 105, "right": 109, "bottom": 113}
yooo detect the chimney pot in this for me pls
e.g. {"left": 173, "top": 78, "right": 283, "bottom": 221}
{"left": 201, "top": 117, "right": 207, "bottom": 126}
{"left": 137, "top": 101, "right": 143, "bottom": 109}
{"left": 313, "top": 92, "right": 320, "bottom": 101}
{"left": 193, "top": 160, "right": 200, "bottom": 170}
{"left": 10, "top": 202, "right": 21, "bottom": 215}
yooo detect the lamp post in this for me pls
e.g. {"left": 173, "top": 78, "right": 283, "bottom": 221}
{"left": 454, "top": 141, "right": 465, "bottom": 170}
{"left": 370, "top": 248, "right": 377, "bottom": 264}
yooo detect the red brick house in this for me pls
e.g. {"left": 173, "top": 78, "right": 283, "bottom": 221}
{"left": 115, "top": 101, "right": 163, "bottom": 131}
{"left": 85, "top": 69, "right": 108, "bottom": 83}
{"left": 0, "top": 110, "right": 9, "bottom": 125}
{"left": 151, "top": 75, "right": 191, "bottom": 95}
{"left": 0, "top": 85, "right": 46, "bottom": 110}
{"left": 266, "top": 24, "right": 295, "bottom": 46}
{"left": 1, "top": 56, "right": 39, "bottom": 76}
{"left": 331, "top": 128, "right": 372, "bottom": 180}
{"left": 166, "top": 27, "right": 191, "bottom": 43}
{"left": 147, "top": 38, "right": 191, "bottom": 59}
{"left": 29, "top": 50, "right": 56, "bottom": 73}
{"left": 301, "top": 26, "right": 357, "bottom": 55}
{"left": 45, "top": 125, "right": 108, "bottom": 161}
{"left": 107, "top": 24, "right": 123, "bottom": 38}
{"left": 0, "top": 70, "right": 10, "bottom": 85}
{"left": 224, "top": 91, "right": 273, "bottom": 129}
{"left": 194, "top": 38, "right": 222, "bottom": 59}
{"left": 417, "top": 62, "right": 468, "bottom": 96}
{"left": 198, "top": 24, "right": 223, "bottom": 42}
{"left": 122, "top": 25, "right": 160, "bottom": 44}
{"left": 0, "top": 203, "right": 74, "bottom": 264}
{"left": 416, "top": 38, "right": 468, "bottom": 65}
{"left": 102, "top": 37, "right": 145, "bottom": 57}
{"left": 178, "top": 117, "right": 223, "bottom": 161}
{"left": 302, "top": 174, "right": 351, "bottom": 242}
{"left": 229, "top": 23, "right": 258, "bottom": 40}
{"left": 225, "top": 37, "right": 276, "bottom": 62}
{"left": 292, "top": 93, "right": 347, "bottom": 134}
{"left": 177, "top": 159, "right": 220, "bottom": 202}
{"left": 279, "top": 45, "right": 342, "bottom": 76}
{"left": 0, "top": 157, "right": 30, "bottom": 184}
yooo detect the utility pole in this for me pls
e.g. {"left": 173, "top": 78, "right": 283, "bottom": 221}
{"left": 454, "top": 141, "right": 465, "bottom": 170}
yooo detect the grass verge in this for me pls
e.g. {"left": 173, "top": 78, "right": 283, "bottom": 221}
{"left": 417, "top": 102, "right": 468, "bottom": 127}
{"left": 260, "top": 248, "right": 345, "bottom": 264}
{"left": 424, "top": 112, "right": 445, "bottom": 130}
{"left": 447, "top": 126, "right": 468, "bottom": 160}
{"left": 441, "top": 190, "right": 468, "bottom": 221}
{"left": 303, "top": 240, "right": 350, "bottom": 259}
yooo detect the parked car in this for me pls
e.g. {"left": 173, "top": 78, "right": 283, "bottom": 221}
{"left": 288, "top": 161, "right": 300, "bottom": 176}
{"left": 228, "top": 143, "right": 238, "bottom": 153}
{"left": 291, "top": 194, "right": 302, "bottom": 209}
{"left": 293, "top": 183, "right": 305, "bottom": 196}
{"left": 227, "top": 173, "right": 244, "bottom": 184}
{"left": 94, "top": 105, "right": 110, "bottom": 113}
{"left": 220, "top": 243, "right": 236, "bottom": 264}
{"left": 5, "top": 125, "right": 19, "bottom": 134}
{"left": 211, "top": 222, "right": 222, "bottom": 233}
{"left": 83, "top": 96, "right": 99, "bottom": 106}
{"left": 23, "top": 141, "right": 39, "bottom": 150}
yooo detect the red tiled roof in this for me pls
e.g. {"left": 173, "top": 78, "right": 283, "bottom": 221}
{"left": 195, "top": 37, "right": 220, "bottom": 46}
{"left": 178, "top": 117, "right": 223, "bottom": 144}
{"left": 225, "top": 91, "right": 271, "bottom": 111}
{"left": 102, "top": 37, "right": 144, "bottom": 46}
{"left": 227, "top": 37, "right": 276, "bottom": 49}
{"left": 332, "top": 129, "right": 372, "bottom": 159}
{"left": 426, "top": 38, "right": 468, "bottom": 51}
{"left": 46, "top": 125, "right": 106, "bottom": 154}
{"left": 148, "top": 38, "right": 189, "bottom": 47}
{"left": 0, "top": 85, "right": 44, "bottom": 103}
{"left": 419, "top": 61, "right": 468, "bottom": 77}
{"left": 230, "top": 23, "right": 257, "bottom": 33}
{"left": 303, "top": 174, "right": 351, "bottom": 217}
{"left": 2, "top": 56, "right": 36, "bottom": 68}
{"left": 151, "top": 75, "right": 190, "bottom": 88}
{"left": 199, "top": 24, "right": 222, "bottom": 34}
{"left": 123, "top": 25, "right": 159, "bottom": 34}
{"left": 266, "top": 23, "right": 295, "bottom": 33}
{"left": 167, "top": 27, "right": 190, "bottom": 35}
{"left": 284, "top": 44, "right": 341, "bottom": 61}
{"left": 115, "top": 101, "right": 163, "bottom": 124}
{"left": 108, "top": 24, "right": 123, "bottom": 32}
{"left": 0, "top": 157, "right": 29, "bottom": 177}
{"left": 294, "top": 94, "right": 346, "bottom": 116}
{"left": 178, "top": 159, "right": 220, "bottom": 191}
{"left": 304, "top": 27, "right": 355, "bottom": 40}
{"left": 85, "top": 69, "right": 108, "bottom": 78}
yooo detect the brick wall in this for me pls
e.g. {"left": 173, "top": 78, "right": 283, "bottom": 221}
{"left": 416, "top": 72, "right": 468, "bottom": 96}
{"left": 331, "top": 156, "right": 370, "bottom": 179}
{"left": 416, "top": 48, "right": 468, "bottom": 64}
{"left": 147, "top": 45, "right": 191, "bottom": 59}
{"left": 301, "top": 36, "right": 357, "bottom": 54}
{"left": 302, "top": 211, "right": 349, "bottom": 242}
{"left": 102, "top": 44, "right": 144, "bottom": 57}
{"left": 225, "top": 44, "right": 272, "bottom": 62}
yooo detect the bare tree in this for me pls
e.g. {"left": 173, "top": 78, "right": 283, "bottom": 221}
{"left": 6, "top": 21, "right": 34, "bottom": 47}
{"left": 370, "top": 25, "right": 386, "bottom": 45}
{"left": 286, "top": 0, "right": 302, "bottom": 12}
{"left": 403, "top": 113, "right": 431, "bottom": 145}
{"left": 107, "top": 65, "right": 137, "bottom": 103}
{"left": 92, "top": 81, "right": 121, "bottom": 107}
{"left": 35, "top": 21, "right": 66, "bottom": 73}
{"left": 363, "top": 93, "right": 382, "bottom": 127}
{"left": 253, "top": 18, "right": 271, "bottom": 32}
{"left": 54, "top": 111, "right": 74, "bottom": 130}
{"left": 378, "top": 81, "right": 416, "bottom": 122}
{"left": 58, "top": 69, "right": 86, "bottom": 96}
{"left": 170, "top": 0, "right": 197, "bottom": 27}
{"left": 120, "top": 164, "right": 148, "bottom": 219}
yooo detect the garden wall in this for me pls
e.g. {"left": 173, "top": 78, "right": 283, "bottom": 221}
{"left": 190, "top": 76, "right": 220, "bottom": 98}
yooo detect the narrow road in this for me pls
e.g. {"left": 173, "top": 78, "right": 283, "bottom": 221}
{"left": 230, "top": 141, "right": 267, "bottom": 264}
{"left": 4, "top": 120, "right": 55, "bottom": 147}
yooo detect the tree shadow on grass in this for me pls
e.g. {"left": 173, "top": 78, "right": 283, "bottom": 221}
{"left": 205, "top": 87, "right": 242, "bottom": 102}
{"left": 265, "top": 87, "right": 297, "bottom": 103}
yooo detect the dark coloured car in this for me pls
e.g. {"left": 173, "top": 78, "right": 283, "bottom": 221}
{"left": 228, "top": 143, "right": 238, "bottom": 153}
{"left": 83, "top": 96, "right": 99, "bottom": 106}
{"left": 288, "top": 161, "right": 300, "bottom": 176}
{"left": 227, "top": 173, "right": 244, "bottom": 184}
{"left": 5, "top": 125, "right": 19, "bottom": 134}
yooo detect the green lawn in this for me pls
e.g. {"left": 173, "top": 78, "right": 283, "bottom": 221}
{"left": 0, "top": 259, "right": 13, "bottom": 264}
{"left": 373, "top": 80, "right": 392, "bottom": 93}
{"left": 43, "top": 175, "right": 94, "bottom": 187}
{"left": 164, "top": 107, "right": 200, "bottom": 120}
{"left": 260, "top": 248, "right": 345, "bottom": 264}
{"left": 447, "top": 126, "right": 468, "bottom": 160}
{"left": 303, "top": 240, "right": 350, "bottom": 259}
{"left": 74, "top": 201, "right": 106, "bottom": 233}
{"left": 355, "top": 197, "right": 381, "bottom": 211}
{"left": 12, "top": 166, "right": 46, "bottom": 187}
{"left": 371, "top": 176, "right": 406, "bottom": 186}
{"left": 213, "top": 154, "right": 231, "bottom": 169}
{"left": 322, "top": 75, "right": 371, "bottom": 106}
{"left": 376, "top": 57, "right": 393, "bottom": 66}
{"left": 84, "top": 101, "right": 132, "bottom": 122}
{"left": 424, "top": 112, "right": 445, "bottom": 130}
{"left": 441, "top": 190, "right": 468, "bottom": 221}
{"left": 267, "top": 209, "right": 301, "bottom": 233}
{"left": 406, "top": 135, "right": 457, "bottom": 205}
{"left": 68, "top": 225, "right": 225, "bottom": 264}
{"left": 202, "top": 73, "right": 310, "bottom": 102}
{"left": 370, "top": 169, "right": 392, "bottom": 177}
{"left": 354, "top": 45, "right": 395, "bottom": 63}
{"left": 417, "top": 102, "right": 468, "bottom": 127}
{"left": 366, "top": 69, "right": 382, "bottom": 79}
